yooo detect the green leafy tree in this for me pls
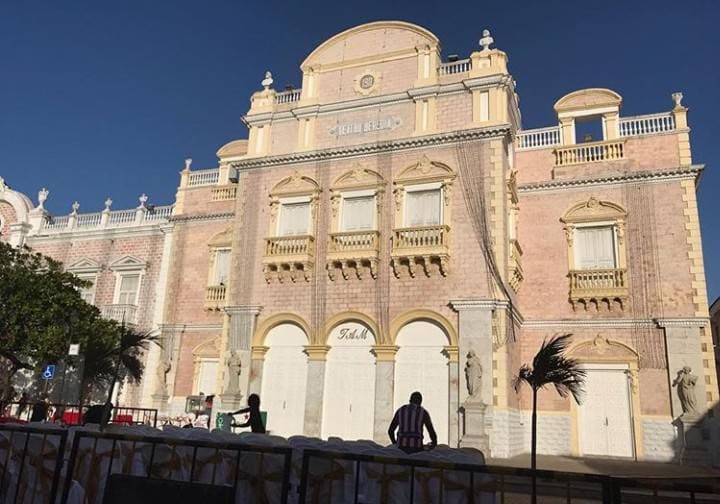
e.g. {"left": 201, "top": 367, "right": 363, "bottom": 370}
{"left": 514, "top": 334, "right": 586, "bottom": 504}
{"left": 0, "top": 242, "right": 100, "bottom": 399}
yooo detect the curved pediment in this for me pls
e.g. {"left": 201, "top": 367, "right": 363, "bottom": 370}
{"left": 216, "top": 139, "right": 248, "bottom": 160}
{"left": 332, "top": 165, "right": 386, "bottom": 191}
{"left": 270, "top": 172, "right": 320, "bottom": 197}
{"left": 554, "top": 88, "right": 622, "bottom": 114}
{"left": 301, "top": 21, "right": 439, "bottom": 70}
{"left": 192, "top": 337, "right": 221, "bottom": 358}
{"left": 569, "top": 335, "right": 638, "bottom": 362}
{"left": 208, "top": 228, "right": 233, "bottom": 247}
{"left": 561, "top": 197, "right": 626, "bottom": 224}
{"left": 395, "top": 156, "right": 456, "bottom": 184}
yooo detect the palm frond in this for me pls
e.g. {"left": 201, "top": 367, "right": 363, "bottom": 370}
{"left": 513, "top": 334, "right": 586, "bottom": 403}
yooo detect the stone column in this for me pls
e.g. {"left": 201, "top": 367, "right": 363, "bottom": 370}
{"left": 248, "top": 346, "right": 268, "bottom": 396}
{"left": 450, "top": 300, "right": 495, "bottom": 452}
{"left": 303, "top": 345, "right": 329, "bottom": 437}
{"left": 444, "top": 346, "right": 460, "bottom": 447}
{"left": 221, "top": 305, "right": 262, "bottom": 410}
{"left": 372, "top": 345, "right": 398, "bottom": 444}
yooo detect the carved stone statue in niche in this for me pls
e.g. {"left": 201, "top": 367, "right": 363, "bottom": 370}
{"left": 465, "top": 350, "right": 483, "bottom": 401}
{"left": 673, "top": 366, "right": 698, "bottom": 415}
{"left": 156, "top": 352, "right": 172, "bottom": 395}
{"left": 224, "top": 351, "right": 242, "bottom": 394}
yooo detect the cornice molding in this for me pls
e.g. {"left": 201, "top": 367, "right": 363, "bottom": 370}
{"left": 244, "top": 75, "right": 510, "bottom": 126}
{"left": 28, "top": 225, "right": 166, "bottom": 242}
{"left": 230, "top": 125, "right": 511, "bottom": 171}
{"left": 170, "top": 212, "right": 235, "bottom": 223}
{"left": 518, "top": 165, "right": 703, "bottom": 194}
{"left": 159, "top": 323, "right": 223, "bottom": 332}
{"left": 522, "top": 318, "right": 657, "bottom": 329}
{"left": 655, "top": 317, "right": 709, "bottom": 328}
{"left": 224, "top": 305, "right": 263, "bottom": 316}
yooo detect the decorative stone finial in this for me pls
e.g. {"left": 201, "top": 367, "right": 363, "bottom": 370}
{"left": 479, "top": 29, "right": 494, "bottom": 51}
{"left": 71, "top": 201, "right": 80, "bottom": 214}
{"left": 0, "top": 176, "right": 6, "bottom": 192}
{"left": 138, "top": 193, "right": 148, "bottom": 208}
{"left": 261, "top": 71, "right": 274, "bottom": 90}
{"left": 104, "top": 197, "right": 113, "bottom": 211}
{"left": 37, "top": 188, "right": 49, "bottom": 210}
{"left": 672, "top": 92, "right": 684, "bottom": 109}
{"left": 184, "top": 158, "right": 192, "bottom": 172}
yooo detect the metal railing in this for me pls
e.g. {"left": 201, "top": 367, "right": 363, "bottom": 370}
{"left": 619, "top": 112, "right": 675, "bottom": 137}
{"left": 328, "top": 230, "right": 379, "bottom": 253}
{"left": 0, "top": 423, "right": 68, "bottom": 504}
{"left": 554, "top": 140, "right": 626, "bottom": 166}
{"left": 517, "top": 126, "right": 562, "bottom": 150}
{"left": 1, "top": 403, "right": 158, "bottom": 427}
{"left": 101, "top": 304, "right": 138, "bottom": 325}
{"left": 439, "top": 59, "right": 471, "bottom": 75}
{"left": 265, "top": 235, "right": 314, "bottom": 257}
{"left": 393, "top": 225, "right": 450, "bottom": 251}
{"left": 187, "top": 169, "right": 219, "bottom": 187}
{"left": 60, "top": 430, "right": 293, "bottom": 504}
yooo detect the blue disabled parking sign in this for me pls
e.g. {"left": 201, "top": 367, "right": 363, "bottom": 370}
{"left": 41, "top": 364, "right": 55, "bottom": 380}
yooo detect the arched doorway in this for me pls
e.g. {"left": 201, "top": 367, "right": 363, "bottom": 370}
{"left": 322, "top": 321, "right": 376, "bottom": 440}
{"left": 394, "top": 320, "right": 450, "bottom": 444}
{"left": 261, "top": 323, "right": 309, "bottom": 437}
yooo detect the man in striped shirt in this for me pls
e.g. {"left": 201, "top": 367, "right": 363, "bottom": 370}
{"left": 388, "top": 391, "right": 438, "bottom": 454}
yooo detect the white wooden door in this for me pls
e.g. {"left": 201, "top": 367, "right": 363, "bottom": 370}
{"left": 322, "top": 322, "right": 376, "bottom": 440}
{"left": 196, "top": 359, "right": 219, "bottom": 396}
{"left": 261, "top": 324, "right": 309, "bottom": 437}
{"left": 394, "top": 321, "right": 449, "bottom": 444}
{"left": 578, "top": 365, "right": 634, "bottom": 457}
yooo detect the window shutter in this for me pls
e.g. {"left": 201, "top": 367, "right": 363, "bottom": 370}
{"left": 406, "top": 189, "right": 441, "bottom": 227}
{"left": 280, "top": 202, "right": 310, "bottom": 236}
{"left": 342, "top": 196, "right": 375, "bottom": 231}
{"left": 574, "top": 227, "right": 616, "bottom": 270}
{"left": 214, "top": 250, "right": 230, "bottom": 285}
{"left": 118, "top": 274, "right": 140, "bottom": 305}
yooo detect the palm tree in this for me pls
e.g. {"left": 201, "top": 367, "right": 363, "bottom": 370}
{"left": 514, "top": 334, "right": 586, "bottom": 504}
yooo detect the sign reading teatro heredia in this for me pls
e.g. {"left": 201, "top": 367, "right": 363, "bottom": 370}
{"left": 330, "top": 117, "right": 402, "bottom": 137}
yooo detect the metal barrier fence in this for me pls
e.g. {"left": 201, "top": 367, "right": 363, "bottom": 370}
{"left": 60, "top": 430, "right": 293, "bottom": 504}
{"left": 298, "top": 448, "right": 720, "bottom": 504}
{"left": 0, "top": 423, "right": 68, "bottom": 504}
{"left": 2, "top": 403, "right": 158, "bottom": 427}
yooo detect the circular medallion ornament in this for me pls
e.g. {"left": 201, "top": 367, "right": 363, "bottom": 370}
{"left": 353, "top": 69, "right": 381, "bottom": 96}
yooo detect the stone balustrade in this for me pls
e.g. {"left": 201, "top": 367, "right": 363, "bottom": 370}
{"left": 619, "top": 112, "right": 675, "bottom": 137}
{"left": 439, "top": 59, "right": 471, "bottom": 75}
{"left": 328, "top": 230, "right": 379, "bottom": 253}
{"left": 205, "top": 285, "right": 227, "bottom": 309}
{"left": 265, "top": 235, "right": 314, "bottom": 257}
{"left": 101, "top": 304, "right": 138, "bottom": 325}
{"left": 275, "top": 89, "right": 301, "bottom": 104}
{"left": 38, "top": 205, "right": 173, "bottom": 234}
{"left": 569, "top": 268, "right": 628, "bottom": 308}
{"left": 509, "top": 238, "right": 523, "bottom": 291}
{"left": 554, "top": 140, "right": 625, "bottom": 166}
{"left": 187, "top": 169, "right": 220, "bottom": 187}
{"left": 211, "top": 185, "right": 238, "bottom": 201}
{"left": 516, "top": 126, "right": 561, "bottom": 150}
{"left": 391, "top": 225, "right": 450, "bottom": 277}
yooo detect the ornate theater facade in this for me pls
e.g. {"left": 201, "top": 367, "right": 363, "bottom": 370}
{"left": 1, "top": 21, "right": 718, "bottom": 463}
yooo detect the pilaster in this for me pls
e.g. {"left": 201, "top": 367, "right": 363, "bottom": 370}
{"left": 303, "top": 345, "right": 330, "bottom": 437}
{"left": 372, "top": 345, "right": 398, "bottom": 443}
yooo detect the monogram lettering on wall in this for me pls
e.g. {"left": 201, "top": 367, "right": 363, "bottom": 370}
{"left": 330, "top": 117, "right": 402, "bottom": 137}
{"left": 339, "top": 327, "right": 369, "bottom": 340}
{"left": 330, "top": 322, "right": 375, "bottom": 346}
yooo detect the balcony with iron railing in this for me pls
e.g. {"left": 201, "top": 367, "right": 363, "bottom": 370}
{"left": 391, "top": 225, "right": 450, "bottom": 277}
{"left": 263, "top": 235, "right": 315, "bottom": 282}
{"left": 101, "top": 304, "right": 138, "bottom": 325}
{"left": 569, "top": 268, "right": 628, "bottom": 309}
{"left": 205, "top": 285, "right": 227, "bottom": 309}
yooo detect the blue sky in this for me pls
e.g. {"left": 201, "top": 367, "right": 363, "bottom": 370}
{"left": 2, "top": 0, "right": 719, "bottom": 301}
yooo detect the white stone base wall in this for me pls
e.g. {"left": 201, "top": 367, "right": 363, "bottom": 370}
{"left": 491, "top": 409, "right": 526, "bottom": 458}
{"left": 641, "top": 418, "right": 678, "bottom": 462}
{"left": 523, "top": 412, "right": 573, "bottom": 456}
